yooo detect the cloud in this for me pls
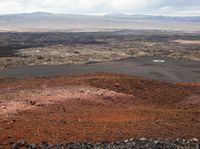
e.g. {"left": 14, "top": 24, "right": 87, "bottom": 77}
{"left": 0, "top": 0, "right": 199, "bottom": 16}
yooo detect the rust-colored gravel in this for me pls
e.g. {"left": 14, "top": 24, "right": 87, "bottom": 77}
{"left": 0, "top": 73, "right": 200, "bottom": 148}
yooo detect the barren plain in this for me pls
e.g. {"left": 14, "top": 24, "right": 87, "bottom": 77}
{"left": 0, "top": 31, "right": 200, "bottom": 70}
{"left": 0, "top": 31, "right": 200, "bottom": 149}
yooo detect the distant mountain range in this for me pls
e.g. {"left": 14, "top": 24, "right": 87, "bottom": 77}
{"left": 105, "top": 14, "right": 200, "bottom": 22}
{"left": 0, "top": 12, "right": 200, "bottom": 32}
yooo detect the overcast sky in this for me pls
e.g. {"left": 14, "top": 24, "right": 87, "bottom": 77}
{"left": 0, "top": 0, "right": 200, "bottom": 16}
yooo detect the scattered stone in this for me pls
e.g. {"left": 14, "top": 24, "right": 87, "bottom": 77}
{"left": 78, "top": 89, "right": 85, "bottom": 93}
{"left": 29, "top": 144, "right": 37, "bottom": 149}
{"left": 2, "top": 106, "right": 6, "bottom": 110}
{"left": 63, "top": 107, "right": 66, "bottom": 112}
{"left": 46, "top": 93, "right": 53, "bottom": 96}
{"left": 9, "top": 140, "right": 15, "bottom": 145}
{"left": 12, "top": 143, "right": 18, "bottom": 149}
{"left": 36, "top": 104, "right": 45, "bottom": 107}
{"left": 74, "top": 50, "right": 80, "bottom": 54}
{"left": 191, "top": 138, "right": 199, "bottom": 142}
{"left": 16, "top": 140, "right": 27, "bottom": 147}
{"left": 37, "top": 56, "right": 45, "bottom": 60}
{"left": 30, "top": 100, "right": 36, "bottom": 105}
{"left": 114, "top": 83, "right": 120, "bottom": 88}
{"left": 0, "top": 77, "right": 5, "bottom": 80}
{"left": 11, "top": 138, "right": 200, "bottom": 149}
{"left": 42, "top": 141, "right": 48, "bottom": 147}
{"left": 140, "top": 137, "right": 146, "bottom": 141}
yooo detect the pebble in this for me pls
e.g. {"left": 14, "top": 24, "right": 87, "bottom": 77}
{"left": 192, "top": 138, "right": 199, "bottom": 142}
{"left": 2, "top": 106, "right": 6, "bottom": 110}
{"left": 29, "top": 144, "right": 37, "bottom": 149}
{"left": 114, "top": 83, "right": 120, "bottom": 88}
{"left": 140, "top": 137, "right": 146, "bottom": 141}
{"left": 30, "top": 100, "right": 37, "bottom": 105}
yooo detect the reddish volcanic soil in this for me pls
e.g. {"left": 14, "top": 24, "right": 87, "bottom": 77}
{"left": 0, "top": 73, "right": 200, "bottom": 148}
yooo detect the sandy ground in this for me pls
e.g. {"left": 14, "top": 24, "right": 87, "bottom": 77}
{"left": 0, "top": 73, "right": 200, "bottom": 148}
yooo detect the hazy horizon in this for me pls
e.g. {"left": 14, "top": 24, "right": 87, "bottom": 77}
{"left": 0, "top": 0, "right": 200, "bottom": 16}
{"left": 0, "top": 11, "right": 200, "bottom": 17}
{"left": 0, "top": 1, "right": 200, "bottom": 32}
